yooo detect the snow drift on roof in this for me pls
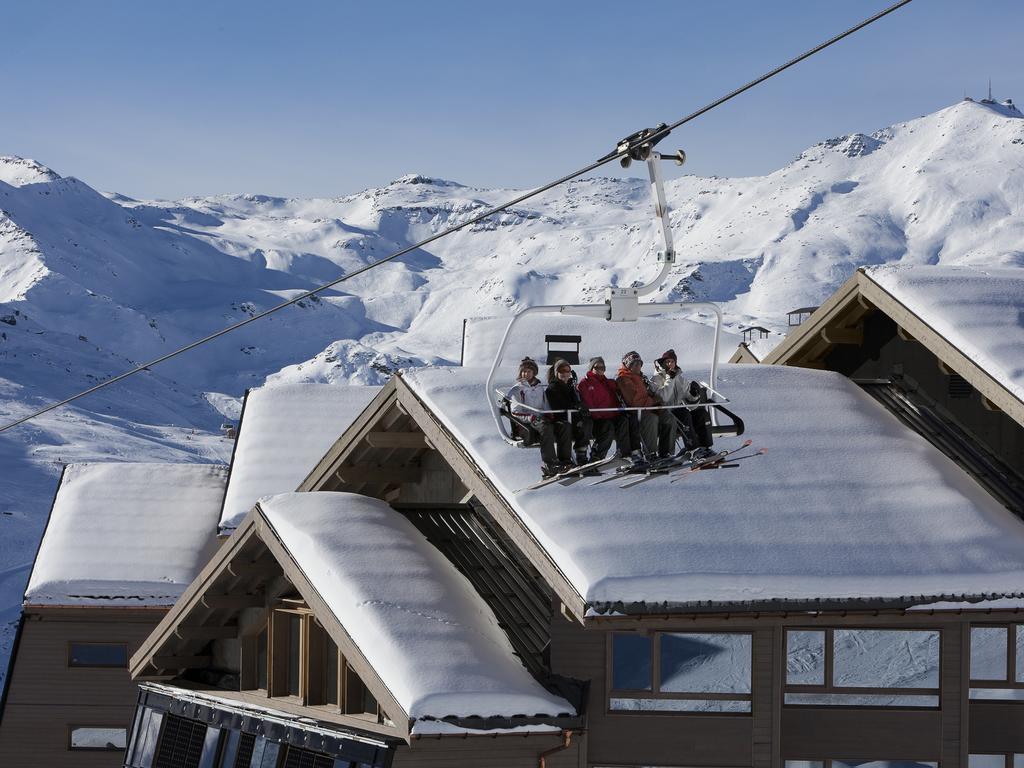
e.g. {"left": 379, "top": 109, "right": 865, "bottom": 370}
{"left": 402, "top": 364, "right": 1024, "bottom": 608}
{"left": 867, "top": 264, "right": 1024, "bottom": 406}
{"left": 25, "top": 463, "right": 226, "bottom": 606}
{"left": 219, "top": 384, "right": 380, "bottom": 531}
{"left": 257, "top": 492, "right": 575, "bottom": 721}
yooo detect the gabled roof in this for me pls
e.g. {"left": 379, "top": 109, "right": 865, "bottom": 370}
{"left": 219, "top": 384, "right": 381, "bottom": 531}
{"left": 259, "top": 493, "right": 573, "bottom": 721}
{"left": 764, "top": 265, "right": 1024, "bottom": 427}
{"left": 131, "top": 492, "right": 573, "bottom": 740}
{"left": 25, "top": 463, "right": 226, "bottom": 607}
{"left": 379, "top": 363, "right": 1024, "bottom": 614}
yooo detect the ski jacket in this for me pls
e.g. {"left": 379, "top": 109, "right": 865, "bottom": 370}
{"left": 507, "top": 378, "right": 547, "bottom": 421}
{"left": 650, "top": 364, "right": 698, "bottom": 406}
{"left": 616, "top": 366, "right": 661, "bottom": 408}
{"left": 545, "top": 379, "right": 581, "bottom": 423}
{"left": 578, "top": 370, "right": 621, "bottom": 419}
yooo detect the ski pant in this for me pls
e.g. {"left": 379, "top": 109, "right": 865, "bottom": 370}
{"left": 640, "top": 409, "right": 676, "bottom": 458}
{"left": 588, "top": 415, "right": 630, "bottom": 461}
{"left": 672, "top": 406, "right": 714, "bottom": 450}
{"left": 536, "top": 420, "right": 572, "bottom": 467}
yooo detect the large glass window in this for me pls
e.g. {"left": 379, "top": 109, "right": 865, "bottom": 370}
{"left": 785, "top": 628, "right": 940, "bottom": 708}
{"left": 970, "top": 624, "right": 1024, "bottom": 700}
{"left": 68, "top": 642, "right": 128, "bottom": 668}
{"left": 968, "top": 757, "right": 1024, "bottom": 768}
{"left": 609, "top": 632, "right": 752, "bottom": 714}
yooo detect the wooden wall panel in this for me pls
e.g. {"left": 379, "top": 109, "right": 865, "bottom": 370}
{"left": 782, "top": 708, "right": 941, "bottom": 760}
{"left": 0, "top": 609, "right": 161, "bottom": 768}
{"left": 394, "top": 733, "right": 580, "bottom": 767}
{"left": 969, "top": 702, "right": 1024, "bottom": 753}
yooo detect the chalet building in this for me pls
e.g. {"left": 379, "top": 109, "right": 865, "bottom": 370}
{"left": 123, "top": 330, "right": 1024, "bottom": 767}
{"left": 0, "top": 384, "right": 380, "bottom": 767}
{"left": 757, "top": 264, "right": 1024, "bottom": 516}
{"left": 0, "top": 463, "right": 227, "bottom": 768}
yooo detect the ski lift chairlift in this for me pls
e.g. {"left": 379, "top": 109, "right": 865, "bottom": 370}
{"left": 487, "top": 125, "right": 743, "bottom": 445}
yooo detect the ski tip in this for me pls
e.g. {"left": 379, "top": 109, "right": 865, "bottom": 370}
{"left": 758, "top": 447, "right": 768, "bottom": 454}
{"left": 742, "top": 438, "right": 753, "bottom": 446}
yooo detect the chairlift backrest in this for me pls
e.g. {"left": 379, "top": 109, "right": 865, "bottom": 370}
{"left": 545, "top": 334, "right": 582, "bottom": 365}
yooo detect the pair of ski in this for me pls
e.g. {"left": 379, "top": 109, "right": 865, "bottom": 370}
{"left": 617, "top": 439, "right": 762, "bottom": 488}
{"left": 517, "top": 454, "right": 627, "bottom": 492}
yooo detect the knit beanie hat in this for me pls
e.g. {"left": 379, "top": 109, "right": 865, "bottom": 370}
{"left": 622, "top": 351, "right": 642, "bottom": 369}
{"left": 661, "top": 348, "right": 677, "bottom": 361}
{"left": 588, "top": 356, "right": 606, "bottom": 371}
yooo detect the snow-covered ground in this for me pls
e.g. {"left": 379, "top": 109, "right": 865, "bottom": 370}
{"left": 2, "top": 97, "right": 1024, "bottom": 685}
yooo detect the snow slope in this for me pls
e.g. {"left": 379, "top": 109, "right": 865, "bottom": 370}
{"left": 2, "top": 97, "right": 1024, "bottom": 684}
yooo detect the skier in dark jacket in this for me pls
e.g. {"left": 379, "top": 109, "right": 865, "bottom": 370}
{"left": 545, "top": 359, "right": 588, "bottom": 467}
{"left": 507, "top": 357, "right": 569, "bottom": 476}
{"left": 577, "top": 356, "right": 629, "bottom": 461}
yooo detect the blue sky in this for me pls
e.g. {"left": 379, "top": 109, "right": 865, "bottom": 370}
{"left": 3, "top": 0, "right": 1021, "bottom": 199}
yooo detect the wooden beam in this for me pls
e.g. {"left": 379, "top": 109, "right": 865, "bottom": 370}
{"left": 896, "top": 325, "right": 916, "bottom": 342}
{"left": 364, "top": 431, "right": 429, "bottom": 449}
{"left": 227, "top": 560, "right": 279, "bottom": 579}
{"left": 175, "top": 625, "right": 239, "bottom": 640}
{"left": 152, "top": 655, "right": 211, "bottom": 669}
{"left": 333, "top": 464, "right": 421, "bottom": 485}
{"left": 202, "top": 593, "right": 263, "bottom": 610}
{"left": 982, "top": 396, "right": 1002, "bottom": 413}
{"left": 820, "top": 325, "right": 863, "bottom": 345}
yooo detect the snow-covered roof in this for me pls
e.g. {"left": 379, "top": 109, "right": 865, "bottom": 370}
{"left": 25, "top": 463, "right": 226, "bottom": 606}
{"left": 402, "top": 363, "right": 1024, "bottom": 609}
{"left": 867, "top": 264, "right": 1024, "bottom": 406}
{"left": 257, "top": 492, "right": 575, "bottom": 721}
{"left": 219, "top": 384, "right": 380, "bottom": 531}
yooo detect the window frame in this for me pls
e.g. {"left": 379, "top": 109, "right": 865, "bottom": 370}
{"left": 67, "top": 641, "right": 129, "bottom": 668}
{"left": 969, "top": 623, "right": 1023, "bottom": 690}
{"left": 783, "top": 626, "right": 942, "bottom": 708}
{"left": 606, "top": 630, "right": 754, "bottom": 715}
{"left": 239, "top": 603, "right": 392, "bottom": 726}
{"left": 67, "top": 724, "right": 128, "bottom": 752}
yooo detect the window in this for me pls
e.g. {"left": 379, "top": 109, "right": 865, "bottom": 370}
{"left": 785, "top": 628, "right": 940, "bottom": 707}
{"left": 609, "top": 632, "right": 752, "bottom": 713}
{"left": 240, "top": 605, "right": 393, "bottom": 726}
{"left": 968, "top": 755, "right": 1024, "bottom": 768}
{"left": 969, "top": 624, "right": 1024, "bottom": 701}
{"left": 70, "top": 726, "right": 127, "bottom": 750}
{"left": 68, "top": 642, "right": 128, "bottom": 667}
{"left": 785, "top": 761, "right": 938, "bottom": 768}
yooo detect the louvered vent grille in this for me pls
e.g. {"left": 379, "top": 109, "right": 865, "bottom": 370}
{"left": 153, "top": 714, "right": 206, "bottom": 768}
{"left": 948, "top": 373, "right": 973, "bottom": 399}
{"left": 282, "top": 746, "right": 335, "bottom": 768}
{"left": 233, "top": 733, "right": 256, "bottom": 768}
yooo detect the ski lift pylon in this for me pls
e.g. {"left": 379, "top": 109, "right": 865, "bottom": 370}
{"left": 486, "top": 128, "right": 735, "bottom": 445}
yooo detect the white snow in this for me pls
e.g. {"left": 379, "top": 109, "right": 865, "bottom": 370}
{"left": 24, "top": 463, "right": 225, "bottom": 605}
{"left": 402, "top": 363, "right": 1024, "bottom": 608}
{"left": 256, "top": 492, "right": 575, "bottom": 721}
{"left": 868, "top": 264, "right": 1024, "bottom": 405}
{"left": 218, "top": 384, "right": 380, "bottom": 531}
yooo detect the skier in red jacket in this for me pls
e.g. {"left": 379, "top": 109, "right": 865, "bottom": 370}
{"left": 577, "top": 357, "right": 630, "bottom": 461}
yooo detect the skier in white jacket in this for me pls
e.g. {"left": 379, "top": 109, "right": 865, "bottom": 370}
{"left": 506, "top": 357, "right": 571, "bottom": 476}
{"left": 651, "top": 348, "right": 715, "bottom": 457}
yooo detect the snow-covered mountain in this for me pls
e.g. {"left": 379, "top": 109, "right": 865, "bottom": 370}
{"left": 2, "top": 97, "right": 1023, "bottom": 684}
